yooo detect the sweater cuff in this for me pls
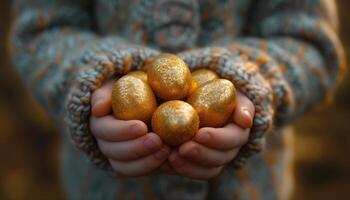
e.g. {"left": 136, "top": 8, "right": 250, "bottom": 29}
{"left": 178, "top": 47, "right": 274, "bottom": 168}
{"left": 227, "top": 41, "right": 296, "bottom": 126}
{"left": 66, "top": 44, "right": 159, "bottom": 173}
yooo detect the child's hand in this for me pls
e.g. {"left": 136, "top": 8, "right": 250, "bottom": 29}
{"left": 168, "top": 92, "right": 255, "bottom": 180}
{"left": 89, "top": 80, "right": 171, "bottom": 177}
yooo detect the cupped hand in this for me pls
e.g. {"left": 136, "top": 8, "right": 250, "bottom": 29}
{"left": 89, "top": 80, "right": 171, "bottom": 177}
{"left": 168, "top": 92, "right": 255, "bottom": 180}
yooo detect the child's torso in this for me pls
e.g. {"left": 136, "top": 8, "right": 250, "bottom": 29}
{"left": 94, "top": 0, "right": 254, "bottom": 51}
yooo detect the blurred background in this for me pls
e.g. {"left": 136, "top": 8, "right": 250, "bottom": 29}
{"left": 0, "top": 1, "right": 349, "bottom": 199}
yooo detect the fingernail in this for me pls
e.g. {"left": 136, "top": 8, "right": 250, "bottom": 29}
{"left": 91, "top": 100, "right": 102, "bottom": 116}
{"left": 196, "top": 132, "right": 210, "bottom": 143}
{"left": 154, "top": 147, "right": 170, "bottom": 160}
{"left": 186, "top": 148, "right": 199, "bottom": 158}
{"left": 242, "top": 108, "right": 253, "bottom": 127}
{"left": 92, "top": 98, "right": 103, "bottom": 108}
{"left": 242, "top": 108, "right": 252, "bottom": 119}
{"left": 130, "top": 124, "right": 143, "bottom": 136}
{"left": 143, "top": 137, "right": 160, "bottom": 151}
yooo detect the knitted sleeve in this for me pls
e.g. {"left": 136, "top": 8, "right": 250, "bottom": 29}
{"left": 9, "top": 0, "right": 159, "bottom": 172}
{"left": 222, "top": 0, "right": 346, "bottom": 167}
{"left": 233, "top": 0, "right": 346, "bottom": 125}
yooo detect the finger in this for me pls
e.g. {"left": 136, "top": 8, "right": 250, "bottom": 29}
{"left": 91, "top": 80, "right": 114, "bottom": 117}
{"left": 90, "top": 115, "right": 147, "bottom": 142}
{"left": 233, "top": 92, "right": 255, "bottom": 129}
{"left": 169, "top": 151, "right": 223, "bottom": 180}
{"left": 109, "top": 145, "right": 171, "bottom": 177}
{"left": 194, "top": 123, "right": 250, "bottom": 151}
{"left": 178, "top": 141, "right": 238, "bottom": 167}
{"left": 97, "top": 133, "right": 163, "bottom": 161}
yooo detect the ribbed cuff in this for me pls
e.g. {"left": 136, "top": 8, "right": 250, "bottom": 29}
{"left": 66, "top": 45, "right": 275, "bottom": 173}
{"left": 178, "top": 47, "right": 274, "bottom": 168}
{"left": 66, "top": 44, "right": 159, "bottom": 174}
{"left": 227, "top": 41, "right": 295, "bottom": 126}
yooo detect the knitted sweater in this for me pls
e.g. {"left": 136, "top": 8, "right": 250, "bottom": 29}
{"left": 10, "top": 0, "right": 345, "bottom": 199}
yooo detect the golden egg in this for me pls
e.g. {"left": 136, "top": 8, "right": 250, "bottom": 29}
{"left": 152, "top": 100, "right": 199, "bottom": 146}
{"left": 187, "top": 79, "right": 237, "bottom": 128}
{"left": 189, "top": 69, "right": 219, "bottom": 95}
{"left": 147, "top": 53, "right": 192, "bottom": 101}
{"left": 127, "top": 71, "right": 148, "bottom": 83}
{"left": 112, "top": 75, "right": 157, "bottom": 124}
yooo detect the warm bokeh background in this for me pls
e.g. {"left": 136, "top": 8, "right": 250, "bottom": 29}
{"left": 1, "top": 1, "right": 349, "bottom": 199}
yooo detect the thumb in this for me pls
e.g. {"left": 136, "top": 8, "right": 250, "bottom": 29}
{"left": 232, "top": 92, "right": 255, "bottom": 129}
{"left": 91, "top": 80, "right": 114, "bottom": 117}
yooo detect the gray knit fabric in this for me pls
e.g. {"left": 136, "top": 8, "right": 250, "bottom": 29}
{"left": 9, "top": 0, "right": 345, "bottom": 199}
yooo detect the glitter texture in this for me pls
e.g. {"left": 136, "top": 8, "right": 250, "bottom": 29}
{"left": 112, "top": 75, "right": 157, "bottom": 124}
{"left": 188, "top": 69, "right": 219, "bottom": 95}
{"left": 152, "top": 100, "right": 199, "bottom": 146}
{"left": 188, "top": 79, "right": 237, "bottom": 128}
{"left": 127, "top": 71, "right": 148, "bottom": 83}
{"left": 147, "top": 53, "right": 192, "bottom": 101}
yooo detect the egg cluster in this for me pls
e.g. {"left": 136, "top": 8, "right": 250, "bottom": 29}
{"left": 112, "top": 53, "right": 237, "bottom": 146}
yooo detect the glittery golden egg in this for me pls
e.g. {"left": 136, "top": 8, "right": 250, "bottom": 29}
{"left": 147, "top": 53, "right": 192, "bottom": 101}
{"left": 112, "top": 75, "right": 157, "bottom": 124}
{"left": 187, "top": 79, "right": 237, "bottom": 128}
{"left": 189, "top": 69, "right": 219, "bottom": 95}
{"left": 127, "top": 71, "right": 148, "bottom": 83}
{"left": 152, "top": 100, "right": 199, "bottom": 146}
